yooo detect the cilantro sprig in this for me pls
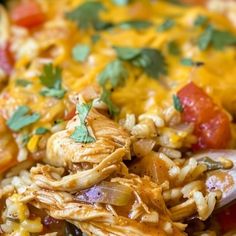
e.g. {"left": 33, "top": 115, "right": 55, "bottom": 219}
{"left": 65, "top": 1, "right": 110, "bottom": 30}
{"left": 114, "top": 46, "right": 167, "bottom": 79}
{"left": 39, "top": 63, "right": 66, "bottom": 99}
{"left": 7, "top": 106, "right": 40, "bottom": 132}
{"left": 70, "top": 103, "right": 95, "bottom": 143}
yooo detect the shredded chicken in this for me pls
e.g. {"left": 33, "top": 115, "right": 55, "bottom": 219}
{"left": 22, "top": 175, "right": 184, "bottom": 236}
{"left": 32, "top": 104, "right": 130, "bottom": 191}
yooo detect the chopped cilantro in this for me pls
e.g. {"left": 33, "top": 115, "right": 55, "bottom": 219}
{"left": 114, "top": 46, "right": 167, "bottom": 79}
{"left": 198, "top": 25, "right": 214, "bottom": 50}
{"left": 40, "top": 88, "right": 66, "bottom": 99}
{"left": 35, "top": 127, "right": 49, "bottom": 135}
{"left": 98, "top": 60, "right": 128, "bottom": 89}
{"left": 198, "top": 25, "right": 236, "bottom": 50}
{"left": 94, "top": 21, "right": 114, "bottom": 31}
{"left": 113, "top": 47, "right": 141, "bottom": 60}
{"left": 211, "top": 30, "right": 236, "bottom": 50}
{"left": 91, "top": 34, "right": 101, "bottom": 43}
{"left": 119, "top": 20, "right": 152, "bottom": 29}
{"left": 100, "top": 88, "right": 119, "bottom": 116}
{"left": 15, "top": 79, "right": 32, "bottom": 87}
{"left": 71, "top": 125, "right": 95, "bottom": 143}
{"left": 7, "top": 106, "right": 40, "bottom": 132}
{"left": 158, "top": 19, "right": 175, "bottom": 32}
{"left": 168, "top": 41, "right": 180, "bottom": 56}
{"left": 65, "top": 1, "right": 107, "bottom": 30}
{"left": 194, "top": 15, "right": 208, "bottom": 27}
{"left": 70, "top": 103, "right": 95, "bottom": 143}
{"left": 173, "top": 95, "right": 183, "bottom": 112}
{"left": 21, "top": 133, "right": 31, "bottom": 146}
{"left": 181, "top": 58, "right": 204, "bottom": 67}
{"left": 112, "top": 0, "right": 130, "bottom": 5}
{"left": 72, "top": 44, "right": 90, "bottom": 62}
{"left": 39, "top": 63, "right": 66, "bottom": 99}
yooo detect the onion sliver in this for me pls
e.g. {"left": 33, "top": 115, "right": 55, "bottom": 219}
{"left": 75, "top": 181, "right": 133, "bottom": 206}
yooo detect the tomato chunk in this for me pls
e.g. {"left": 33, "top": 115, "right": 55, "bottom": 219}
{"left": 10, "top": 1, "right": 45, "bottom": 28}
{"left": 216, "top": 203, "right": 236, "bottom": 233}
{"left": 177, "top": 82, "right": 231, "bottom": 150}
{"left": 0, "top": 43, "right": 14, "bottom": 76}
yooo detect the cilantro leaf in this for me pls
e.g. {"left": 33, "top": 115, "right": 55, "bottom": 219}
{"left": 211, "top": 30, "right": 236, "bottom": 50}
{"left": 112, "top": 0, "right": 130, "bottom": 6}
{"left": 91, "top": 34, "right": 101, "bottom": 43}
{"left": 15, "top": 79, "right": 32, "bottom": 87}
{"left": 70, "top": 103, "right": 95, "bottom": 143}
{"left": 136, "top": 48, "right": 167, "bottom": 78}
{"left": 198, "top": 25, "right": 214, "bottom": 50}
{"left": 98, "top": 60, "right": 128, "bottom": 88}
{"left": 119, "top": 20, "right": 152, "bottom": 29}
{"left": 158, "top": 19, "right": 175, "bottom": 32}
{"left": 77, "top": 103, "right": 92, "bottom": 122}
{"left": 114, "top": 47, "right": 141, "bottom": 60}
{"left": 65, "top": 1, "right": 106, "bottom": 30}
{"left": 40, "top": 63, "right": 62, "bottom": 89}
{"left": 70, "top": 124, "right": 95, "bottom": 143}
{"left": 40, "top": 88, "right": 66, "bottom": 99}
{"left": 198, "top": 25, "right": 236, "bottom": 50}
{"left": 168, "top": 41, "right": 180, "bottom": 56}
{"left": 7, "top": 106, "right": 40, "bottom": 132}
{"left": 181, "top": 58, "right": 204, "bottom": 67}
{"left": 21, "top": 133, "right": 31, "bottom": 146}
{"left": 35, "top": 127, "right": 49, "bottom": 135}
{"left": 194, "top": 15, "right": 208, "bottom": 27}
{"left": 72, "top": 44, "right": 90, "bottom": 62}
{"left": 114, "top": 46, "right": 167, "bottom": 79}
{"left": 173, "top": 95, "right": 183, "bottom": 112}
{"left": 39, "top": 63, "right": 66, "bottom": 99}
{"left": 100, "top": 88, "right": 119, "bottom": 116}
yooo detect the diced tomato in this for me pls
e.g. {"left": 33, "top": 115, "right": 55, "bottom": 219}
{"left": 10, "top": 1, "right": 45, "bottom": 28}
{"left": 177, "top": 82, "right": 231, "bottom": 150}
{"left": 64, "top": 107, "right": 76, "bottom": 121}
{"left": 216, "top": 203, "right": 236, "bottom": 233}
{"left": 0, "top": 43, "right": 14, "bottom": 76}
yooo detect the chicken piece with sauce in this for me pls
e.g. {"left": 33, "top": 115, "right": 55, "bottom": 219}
{"left": 31, "top": 98, "right": 131, "bottom": 191}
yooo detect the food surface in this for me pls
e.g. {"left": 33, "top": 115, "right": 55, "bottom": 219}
{"left": 0, "top": 0, "right": 236, "bottom": 235}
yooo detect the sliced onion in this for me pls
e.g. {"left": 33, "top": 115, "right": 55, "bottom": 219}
{"left": 133, "top": 139, "right": 156, "bottom": 158}
{"left": 75, "top": 181, "right": 133, "bottom": 206}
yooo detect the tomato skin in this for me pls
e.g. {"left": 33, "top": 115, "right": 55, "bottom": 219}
{"left": 10, "top": 1, "right": 45, "bottom": 28}
{"left": 177, "top": 82, "right": 231, "bottom": 150}
{"left": 0, "top": 43, "right": 14, "bottom": 76}
{"left": 216, "top": 203, "right": 236, "bottom": 233}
